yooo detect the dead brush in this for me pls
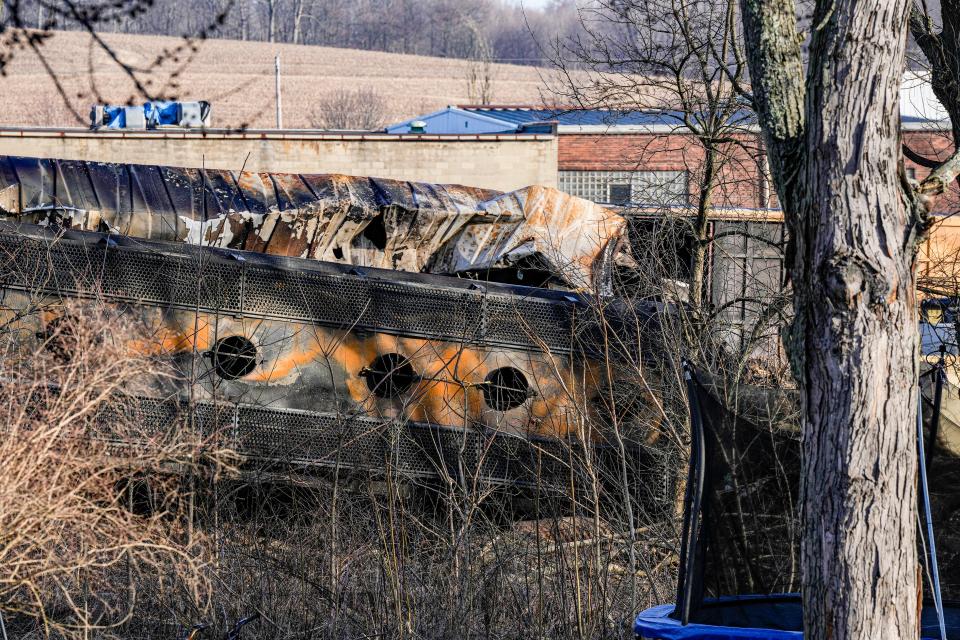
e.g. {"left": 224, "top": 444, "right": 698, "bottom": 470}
{"left": 0, "top": 299, "right": 234, "bottom": 638}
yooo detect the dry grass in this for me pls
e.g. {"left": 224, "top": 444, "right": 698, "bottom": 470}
{"left": 0, "top": 299, "right": 234, "bottom": 638}
{"left": 0, "top": 30, "right": 563, "bottom": 129}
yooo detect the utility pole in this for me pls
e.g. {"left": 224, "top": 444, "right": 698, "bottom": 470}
{"left": 274, "top": 55, "right": 283, "bottom": 129}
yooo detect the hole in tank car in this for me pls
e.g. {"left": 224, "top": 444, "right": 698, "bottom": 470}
{"left": 361, "top": 212, "right": 388, "bottom": 250}
{"left": 482, "top": 367, "right": 533, "bottom": 411}
{"left": 360, "top": 353, "right": 418, "bottom": 398}
{"left": 211, "top": 335, "right": 258, "bottom": 379}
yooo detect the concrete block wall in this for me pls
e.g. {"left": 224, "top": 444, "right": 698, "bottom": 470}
{"left": 0, "top": 128, "right": 558, "bottom": 193}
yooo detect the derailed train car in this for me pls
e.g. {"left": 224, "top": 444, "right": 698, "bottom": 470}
{"left": 0, "top": 156, "right": 667, "bottom": 495}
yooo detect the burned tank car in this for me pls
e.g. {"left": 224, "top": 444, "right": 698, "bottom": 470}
{"left": 0, "top": 156, "right": 670, "bottom": 500}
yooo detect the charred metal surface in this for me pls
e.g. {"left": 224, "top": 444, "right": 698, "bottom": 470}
{"left": 95, "top": 395, "right": 581, "bottom": 489}
{"left": 0, "top": 156, "right": 628, "bottom": 290}
{"left": 0, "top": 224, "right": 671, "bottom": 450}
{"left": 0, "top": 222, "right": 597, "bottom": 355}
{"left": 0, "top": 157, "right": 667, "bottom": 492}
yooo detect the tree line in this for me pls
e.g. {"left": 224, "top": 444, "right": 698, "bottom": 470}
{"left": 8, "top": 0, "right": 583, "bottom": 66}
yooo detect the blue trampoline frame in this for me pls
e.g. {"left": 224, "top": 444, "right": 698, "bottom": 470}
{"left": 634, "top": 603, "right": 801, "bottom": 639}
{"left": 635, "top": 599, "right": 960, "bottom": 640}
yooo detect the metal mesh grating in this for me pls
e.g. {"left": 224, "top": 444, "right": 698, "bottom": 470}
{"left": 364, "top": 280, "right": 481, "bottom": 341}
{"left": 0, "top": 228, "right": 585, "bottom": 354}
{"left": 89, "top": 393, "right": 580, "bottom": 488}
{"left": 484, "top": 293, "right": 578, "bottom": 350}
{"left": 0, "top": 232, "right": 244, "bottom": 310}
{"left": 240, "top": 267, "right": 363, "bottom": 325}
{"left": 239, "top": 268, "right": 483, "bottom": 341}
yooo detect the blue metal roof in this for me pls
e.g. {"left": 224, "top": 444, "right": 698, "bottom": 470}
{"left": 385, "top": 107, "right": 530, "bottom": 134}
{"left": 902, "top": 113, "right": 949, "bottom": 126}
{"left": 385, "top": 106, "right": 759, "bottom": 134}
{"left": 466, "top": 106, "right": 765, "bottom": 128}
{"left": 463, "top": 107, "right": 692, "bottom": 127}
{"left": 386, "top": 105, "right": 942, "bottom": 135}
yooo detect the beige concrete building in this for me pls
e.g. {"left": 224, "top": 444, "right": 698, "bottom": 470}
{"left": 0, "top": 128, "right": 557, "bottom": 192}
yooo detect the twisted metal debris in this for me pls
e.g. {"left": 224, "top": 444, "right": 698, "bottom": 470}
{"left": 0, "top": 156, "right": 629, "bottom": 290}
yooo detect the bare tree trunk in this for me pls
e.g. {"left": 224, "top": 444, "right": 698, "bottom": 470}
{"left": 268, "top": 0, "right": 277, "bottom": 43}
{"left": 464, "top": 19, "right": 494, "bottom": 105}
{"left": 238, "top": 0, "right": 248, "bottom": 41}
{"left": 798, "top": 5, "right": 920, "bottom": 638}
{"left": 690, "top": 143, "right": 718, "bottom": 311}
{"left": 741, "top": 0, "right": 921, "bottom": 638}
{"left": 293, "top": 0, "right": 306, "bottom": 44}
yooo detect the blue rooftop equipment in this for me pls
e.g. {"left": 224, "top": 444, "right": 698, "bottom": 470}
{"left": 90, "top": 101, "right": 211, "bottom": 130}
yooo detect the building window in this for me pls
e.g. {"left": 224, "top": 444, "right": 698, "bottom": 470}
{"left": 559, "top": 170, "right": 688, "bottom": 206}
{"left": 608, "top": 183, "right": 632, "bottom": 205}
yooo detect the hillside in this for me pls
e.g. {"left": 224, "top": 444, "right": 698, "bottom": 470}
{"left": 0, "top": 30, "right": 561, "bottom": 129}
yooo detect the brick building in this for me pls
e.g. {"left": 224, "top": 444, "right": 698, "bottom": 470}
{"left": 388, "top": 104, "right": 953, "bottom": 211}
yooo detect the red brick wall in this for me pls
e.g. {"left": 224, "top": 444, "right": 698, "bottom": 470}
{"left": 559, "top": 132, "right": 768, "bottom": 208}
{"left": 559, "top": 134, "right": 694, "bottom": 171}
{"left": 903, "top": 131, "right": 960, "bottom": 212}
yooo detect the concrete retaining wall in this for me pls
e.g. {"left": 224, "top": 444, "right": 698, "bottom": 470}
{"left": 0, "top": 128, "right": 558, "bottom": 192}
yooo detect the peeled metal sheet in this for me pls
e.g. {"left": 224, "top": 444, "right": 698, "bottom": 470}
{"left": 0, "top": 156, "right": 628, "bottom": 290}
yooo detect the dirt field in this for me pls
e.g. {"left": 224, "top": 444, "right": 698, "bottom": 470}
{"left": 0, "top": 30, "right": 560, "bottom": 129}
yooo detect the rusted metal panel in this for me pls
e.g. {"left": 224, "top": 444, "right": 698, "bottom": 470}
{"left": 431, "top": 185, "right": 629, "bottom": 289}
{"left": 0, "top": 156, "right": 628, "bottom": 290}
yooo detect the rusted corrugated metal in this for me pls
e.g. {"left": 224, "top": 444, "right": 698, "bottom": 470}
{"left": 0, "top": 156, "right": 628, "bottom": 290}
